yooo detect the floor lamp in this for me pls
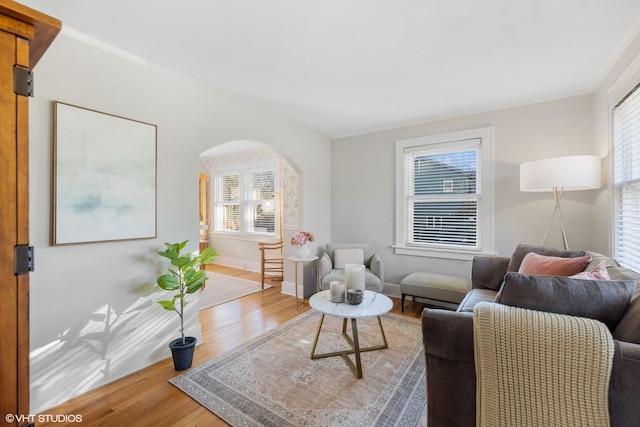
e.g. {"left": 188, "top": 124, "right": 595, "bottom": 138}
{"left": 520, "top": 155, "right": 601, "bottom": 250}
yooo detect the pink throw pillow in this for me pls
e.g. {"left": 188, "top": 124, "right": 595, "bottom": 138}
{"left": 518, "top": 252, "right": 591, "bottom": 276}
{"left": 570, "top": 261, "right": 611, "bottom": 280}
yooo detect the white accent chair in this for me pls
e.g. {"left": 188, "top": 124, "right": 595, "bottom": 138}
{"left": 319, "top": 243, "right": 384, "bottom": 292}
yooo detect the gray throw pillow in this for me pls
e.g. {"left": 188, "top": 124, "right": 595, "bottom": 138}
{"left": 495, "top": 272, "right": 636, "bottom": 330}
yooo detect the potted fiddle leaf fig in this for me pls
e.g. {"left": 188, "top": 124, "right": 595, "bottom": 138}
{"left": 156, "top": 240, "right": 217, "bottom": 370}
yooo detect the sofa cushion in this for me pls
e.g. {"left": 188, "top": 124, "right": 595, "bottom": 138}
{"left": 495, "top": 272, "right": 636, "bottom": 330}
{"left": 457, "top": 288, "right": 497, "bottom": 312}
{"left": 320, "top": 268, "right": 382, "bottom": 292}
{"left": 518, "top": 252, "right": 591, "bottom": 276}
{"left": 570, "top": 261, "right": 610, "bottom": 280}
{"left": 506, "top": 243, "right": 586, "bottom": 273}
{"left": 326, "top": 243, "right": 375, "bottom": 265}
{"left": 333, "top": 248, "right": 364, "bottom": 269}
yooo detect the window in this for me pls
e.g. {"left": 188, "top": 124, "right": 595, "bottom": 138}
{"left": 213, "top": 166, "right": 277, "bottom": 237}
{"left": 215, "top": 173, "right": 240, "bottom": 232}
{"left": 612, "top": 84, "right": 640, "bottom": 272}
{"left": 247, "top": 169, "right": 275, "bottom": 234}
{"left": 395, "top": 127, "right": 493, "bottom": 259}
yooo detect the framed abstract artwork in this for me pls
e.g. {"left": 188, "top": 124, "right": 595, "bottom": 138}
{"left": 53, "top": 101, "right": 157, "bottom": 245}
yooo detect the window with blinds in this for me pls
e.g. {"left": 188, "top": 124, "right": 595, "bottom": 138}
{"left": 613, "top": 84, "right": 640, "bottom": 273}
{"left": 213, "top": 167, "right": 277, "bottom": 236}
{"left": 215, "top": 173, "right": 240, "bottom": 232}
{"left": 409, "top": 147, "right": 478, "bottom": 247}
{"left": 395, "top": 127, "right": 493, "bottom": 258}
{"left": 247, "top": 168, "right": 275, "bottom": 234}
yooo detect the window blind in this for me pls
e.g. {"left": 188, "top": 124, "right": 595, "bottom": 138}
{"left": 613, "top": 84, "right": 640, "bottom": 272}
{"left": 405, "top": 145, "right": 479, "bottom": 249}
{"left": 248, "top": 169, "right": 275, "bottom": 233}
{"left": 215, "top": 173, "right": 240, "bottom": 232}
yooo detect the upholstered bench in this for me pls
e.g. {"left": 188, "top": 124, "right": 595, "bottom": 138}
{"left": 400, "top": 272, "right": 471, "bottom": 311}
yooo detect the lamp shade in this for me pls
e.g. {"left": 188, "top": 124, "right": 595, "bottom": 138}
{"left": 261, "top": 198, "right": 275, "bottom": 212}
{"left": 520, "top": 155, "right": 601, "bottom": 192}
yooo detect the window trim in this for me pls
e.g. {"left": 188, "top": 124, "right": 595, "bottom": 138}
{"left": 394, "top": 127, "right": 494, "bottom": 260}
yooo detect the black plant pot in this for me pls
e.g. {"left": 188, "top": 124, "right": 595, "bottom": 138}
{"left": 169, "top": 336, "right": 197, "bottom": 371}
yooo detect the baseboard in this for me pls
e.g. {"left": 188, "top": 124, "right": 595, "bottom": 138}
{"left": 214, "top": 256, "right": 260, "bottom": 273}
{"left": 384, "top": 283, "right": 401, "bottom": 298}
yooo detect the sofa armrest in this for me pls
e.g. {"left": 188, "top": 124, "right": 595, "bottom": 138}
{"left": 422, "top": 308, "right": 475, "bottom": 427}
{"left": 319, "top": 252, "right": 333, "bottom": 279}
{"left": 370, "top": 252, "right": 384, "bottom": 284}
{"left": 471, "top": 255, "right": 510, "bottom": 291}
{"left": 609, "top": 340, "right": 640, "bottom": 427}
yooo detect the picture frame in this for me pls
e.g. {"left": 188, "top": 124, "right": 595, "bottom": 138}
{"left": 53, "top": 101, "right": 157, "bottom": 245}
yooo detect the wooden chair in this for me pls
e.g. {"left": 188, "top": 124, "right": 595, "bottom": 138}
{"left": 258, "top": 241, "right": 284, "bottom": 289}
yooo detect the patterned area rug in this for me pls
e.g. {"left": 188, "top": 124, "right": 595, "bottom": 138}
{"left": 199, "top": 272, "right": 272, "bottom": 311}
{"left": 170, "top": 310, "right": 426, "bottom": 426}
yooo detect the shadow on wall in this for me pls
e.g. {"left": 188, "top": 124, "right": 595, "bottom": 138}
{"left": 29, "top": 249, "right": 199, "bottom": 414}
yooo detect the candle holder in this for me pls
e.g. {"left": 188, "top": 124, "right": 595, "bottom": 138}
{"left": 346, "top": 289, "right": 363, "bottom": 305}
{"left": 329, "top": 281, "right": 346, "bottom": 302}
{"left": 345, "top": 264, "right": 366, "bottom": 292}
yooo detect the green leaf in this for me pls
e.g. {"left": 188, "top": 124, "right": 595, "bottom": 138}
{"left": 172, "top": 255, "right": 192, "bottom": 269}
{"left": 186, "top": 274, "right": 206, "bottom": 294}
{"left": 183, "top": 268, "right": 197, "bottom": 281}
{"left": 200, "top": 247, "right": 217, "bottom": 264}
{"left": 157, "top": 249, "right": 175, "bottom": 260}
{"left": 157, "top": 300, "right": 175, "bottom": 311}
{"left": 157, "top": 275, "right": 179, "bottom": 290}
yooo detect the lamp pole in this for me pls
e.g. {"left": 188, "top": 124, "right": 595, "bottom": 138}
{"left": 540, "top": 186, "right": 569, "bottom": 250}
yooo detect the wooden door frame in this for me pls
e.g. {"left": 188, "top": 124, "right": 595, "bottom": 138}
{"left": 0, "top": 2, "right": 59, "bottom": 425}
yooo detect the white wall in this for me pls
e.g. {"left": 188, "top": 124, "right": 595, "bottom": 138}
{"left": 28, "top": 33, "right": 330, "bottom": 413}
{"left": 331, "top": 94, "right": 598, "bottom": 287}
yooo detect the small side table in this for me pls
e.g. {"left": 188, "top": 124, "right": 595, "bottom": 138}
{"left": 287, "top": 256, "right": 319, "bottom": 309}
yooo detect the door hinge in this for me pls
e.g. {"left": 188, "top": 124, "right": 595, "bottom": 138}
{"left": 14, "top": 65, "right": 34, "bottom": 97}
{"left": 15, "top": 245, "right": 35, "bottom": 276}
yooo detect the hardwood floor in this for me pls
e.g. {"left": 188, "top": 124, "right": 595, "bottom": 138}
{"left": 37, "top": 265, "right": 429, "bottom": 426}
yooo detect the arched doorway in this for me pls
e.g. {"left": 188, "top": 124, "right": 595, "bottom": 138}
{"left": 198, "top": 140, "right": 301, "bottom": 287}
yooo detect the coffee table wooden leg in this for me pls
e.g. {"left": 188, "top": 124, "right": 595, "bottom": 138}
{"left": 310, "top": 314, "right": 325, "bottom": 358}
{"left": 377, "top": 316, "right": 388, "bottom": 349}
{"left": 310, "top": 315, "right": 387, "bottom": 379}
{"left": 351, "top": 318, "right": 363, "bottom": 378}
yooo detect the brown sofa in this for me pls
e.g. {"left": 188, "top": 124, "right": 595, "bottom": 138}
{"left": 422, "top": 244, "right": 640, "bottom": 427}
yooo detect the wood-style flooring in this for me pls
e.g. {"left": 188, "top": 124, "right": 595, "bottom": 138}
{"left": 37, "top": 265, "right": 429, "bottom": 426}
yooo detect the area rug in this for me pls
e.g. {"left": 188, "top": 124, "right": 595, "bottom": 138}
{"left": 170, "top": 310, "right": 426, "bottom": 426}
{"left": 199, "top": 272, "right": 272, "bottom": 311}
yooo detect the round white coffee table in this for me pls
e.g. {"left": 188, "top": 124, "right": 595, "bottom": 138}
{"left": 308, "top": 289, "right": 393, "bottom": 378}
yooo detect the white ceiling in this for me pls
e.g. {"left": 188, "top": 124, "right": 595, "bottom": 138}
{"left": 18, "top": 0, "right": 640, "bottom": 138}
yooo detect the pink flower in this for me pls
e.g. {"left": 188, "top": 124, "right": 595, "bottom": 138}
{"left": 290, "top": 231, "right": 315, "bottom": 247}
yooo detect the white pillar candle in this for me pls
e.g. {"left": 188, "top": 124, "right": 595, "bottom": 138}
{"left": 344, "top": 264, "right": 366, "bottom": 292}
{"left": 329, "top": 281, "right": 345, "bottom": 302}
